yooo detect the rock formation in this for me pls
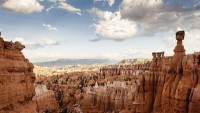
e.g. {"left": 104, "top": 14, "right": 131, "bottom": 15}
{"left": 78, "top": 81, "right": 136, "bottom": 113}
{"left": 33, "top": 84, "right": 59, "bottom": 113}
{"left": 99, "top": 63, "right": 151, "bottom": 80}
{"left": 33, "top": 30, "right": 200, "bottom": 113}
{"left": 118, "top": 59, "right": 150, "bottom": 65}
{"left": 0, "top": 34, "right": 37, "bottom": 113}
{"left": 98, "top": 31, "right": 200, "bottom": 113}
{"left": 131, "top": 31, "right": 200, "bottom": 113}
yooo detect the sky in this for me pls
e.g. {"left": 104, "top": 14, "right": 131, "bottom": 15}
{"left": 0, "top": 0, "right": 200, "bottom": 62}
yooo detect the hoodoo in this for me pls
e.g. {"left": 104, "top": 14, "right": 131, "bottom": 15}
{"left": 98, "top": 31, "right": 200, "bottom": 113}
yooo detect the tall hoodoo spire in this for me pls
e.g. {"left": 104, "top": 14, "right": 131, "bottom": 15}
{"left": 169, "top": 30, "right": 186, "bottom": 73}
{"left": 174, "top": 30, "right": 186, "bottom": 55}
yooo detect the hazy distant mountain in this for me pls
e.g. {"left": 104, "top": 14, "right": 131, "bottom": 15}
{"left": 34, "top": 59, "right": 118, "bottom": 67}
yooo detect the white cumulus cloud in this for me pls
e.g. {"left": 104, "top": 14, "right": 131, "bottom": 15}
{"left": 94, "top": 0, "right": 115, "bottom": 7}
{"left": 13, "top": 37, "right": 59, "bottom": 49}
{"left": 90, "top": 0, "right": 200, "bottom": 41}
{"left": 46, "top": 0, "right": 82, "bottom": 15}
{"left": 119, "top": 0, "right": 200, "bottom": 37}
{"left": 88, "top": 8, "right": 138, "bottom": 41}
{"left": 1, "top": 0, "right": 44, "bottom": 14}
{"left": 42, "top": 23, "right": 58, "bottom": 31}
{"left": 120, "top": 0, "right": 163, "bottom": 20}
{"left": 58, "top": 1, "right": 82, "bottom": 15}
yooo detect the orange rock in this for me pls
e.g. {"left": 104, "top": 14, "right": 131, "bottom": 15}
{"left": 0, "top": 36, "right": 37, "bottom": 113}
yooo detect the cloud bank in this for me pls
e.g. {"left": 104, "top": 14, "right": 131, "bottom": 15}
{"left": 88, "top": 8, "right": 138, "bottom": 41}
{"left": 0, "top": 0, "right": 44, "bottom": 14}
{"left": 89, "top": 0, "right": 200, "bottom": 41}
{"left": 47, "top": 0, "right": 82, "bottom": 15}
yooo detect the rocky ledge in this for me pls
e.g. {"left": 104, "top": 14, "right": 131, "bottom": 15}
{"left": 0, "top": 34, "right": 37, "bottom": 113}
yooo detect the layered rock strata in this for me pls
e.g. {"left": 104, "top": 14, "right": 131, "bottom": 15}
{"left": 138, "top": 32, "right": 200, "bottom": 113}
{"left": 99, "top": 31, "right": 200, "bottom": 113}
{"left": 81, "top": 81, "right": 135, "bottom": 113}
{"left": 0, "top": 34, "right": 37, "bottom": 113}
{"left": 99, "top": 63, "right": 151, "bottom": 79}
{"left": 33, "top": 84, "right": 59, "bottom": 113}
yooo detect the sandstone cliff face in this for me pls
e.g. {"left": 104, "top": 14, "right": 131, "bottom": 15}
{"left": 0, "top": 37, "right": 37, "bottom": 113}
{"left": 157, "top": 53, "right": 200, "bottom": 113}
{"left": 33, "top": 84, "right": 59, "bottom": 113}
{"left": 99, "top": 63, "right": 151, "bottom": 80}
{"left": 98, "top": 31, "right": 200, "bottom": 113}
{"left": 136, "top": 32, "right": 200, "bottom": 113}
{"left": 81, "top": 81, "right": 135, "bottom": 113}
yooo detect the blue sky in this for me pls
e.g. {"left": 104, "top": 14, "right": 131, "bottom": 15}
{"left": 0, "top": 0, "right": 200, "bottom": 62}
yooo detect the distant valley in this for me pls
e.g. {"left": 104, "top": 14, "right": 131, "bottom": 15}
{"left": 34, "top": 59, "right": 118, "bottom": 67}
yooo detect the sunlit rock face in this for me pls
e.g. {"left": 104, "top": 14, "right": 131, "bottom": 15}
{"left": 99, "top": 63, "right": 151, "bottom": 80}
{"left": 98, "top": 31, "right": 200, "bottom": 113}
{"left": 0, "top": 36, "right": 37, "bottom": 113}
{"left": 81, "top": 81, "right": 135, "bottom": 113}
{"left": 132, "top": 31, "right": 200, "bottom": 113}
{"left": 33, "top": 84, "right": 59, "bottom": 113}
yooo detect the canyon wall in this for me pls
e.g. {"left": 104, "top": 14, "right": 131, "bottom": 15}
{"left": 98, "top": 31, "right": 200, "bottom": 113}
{"left": 0, "top": 36, "right": 37, "bottom": 112}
